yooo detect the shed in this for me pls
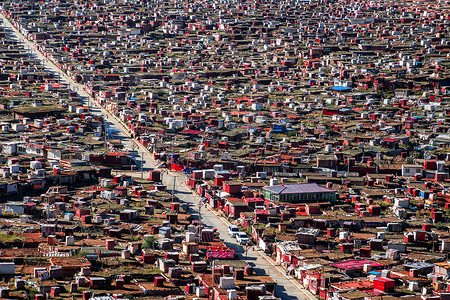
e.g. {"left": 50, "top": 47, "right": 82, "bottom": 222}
{"left": 0, "top": 262, "right": 15, "bottom": 275}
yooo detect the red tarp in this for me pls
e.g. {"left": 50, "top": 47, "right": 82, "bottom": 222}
{"left": 206, "top": 249, "right": 235, "bottom": 260}
{"left": 170, "top": 163, "right": 184, "bottom": 172}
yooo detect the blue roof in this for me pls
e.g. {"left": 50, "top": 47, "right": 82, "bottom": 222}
{"left": 263, "top": 183, "right": 335, "bottom": 194}
{"left": 330, "top": 86, "right": 352, "bottom": 91}
{"left": 272, "top": 124, "right": 286, "bottom": 132}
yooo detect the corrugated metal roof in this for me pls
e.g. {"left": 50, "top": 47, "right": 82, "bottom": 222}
{"left": 263, "top": 183, "right": 334, "bottom": 194}
{"left": 403, "top": 262, "right": 434, "bottom": 269}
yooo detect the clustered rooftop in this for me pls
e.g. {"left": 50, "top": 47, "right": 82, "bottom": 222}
{"left": 0, "top": 0, "right": 450, "bottom": 299}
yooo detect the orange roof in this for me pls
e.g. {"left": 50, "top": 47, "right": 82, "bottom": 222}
{"left": 105, "top": 152, "right": 130, "bottom": 156}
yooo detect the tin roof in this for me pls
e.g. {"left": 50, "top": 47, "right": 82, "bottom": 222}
{"left": 263, "top": 183, "right": 335, "bottom": 195}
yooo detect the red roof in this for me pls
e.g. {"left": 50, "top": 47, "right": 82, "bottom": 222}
{"left": 331, "top": 259, "right": 382, "bottom": 270}
{"left": 105, "top": 152, "right": 130, "bottom": 156}
{"left": 330, "top": 279, "right": 373, "bottom": 291}
{"left": 374, "top": 277, "right": 395, "bottom": 282}
{"left": 245, "top": 197, "right": 264, "bottom": 202}
{"left": 182, "top": 130, "right": 204, "bottom": 135}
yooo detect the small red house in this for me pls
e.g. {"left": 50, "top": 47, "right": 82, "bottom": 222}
{"left": 223, "top": 182, "right": 242, "bottom": 195}
{"left": 243, "top": 197, "right": 265, "bottom": 208}
{"left": 254, "top": 209, "right": 270, "bottom": 223}
{"left": 225, "top": 199, "right": 248, "bottom": 219}
{"left": 373, "top": 277, "right": 395, "bottom": 292}
{"left": 114, "top": 186, "right": 128, "bottom": 197}
{"left": 148, "top": 170, "right": 161, "bottom": 182}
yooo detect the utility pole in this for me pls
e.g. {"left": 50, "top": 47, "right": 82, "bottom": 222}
{"left": 198, "top": 203, "right": 202, "bottom": 243}
{"left": 245, "top": 245, "right": 249, "bottom": 262}
{"left": 141, "top": 151, "right": 144, "bottom": 180}
{"left": 211, "top": 259, "right": 215, "bottom": 298}
{"left": 104, "top": 122, "right": 108, "bottom": 148}
{"left": 376, "top": 151, "right": 380, "bottom": 174}
{"left": 347, "top": 155, "right": 350, "bottom": 177}
{"left": 87, "top": 90, "right": 90, "bottom": 112}
{"left": 172, "top": 176, "right": 176, "bottom": 202}
{"left": 131, "top": 143, "right": 136, "bottom": 172}
{"left": 171, "top": 134, "right": 174, "bottom": 169}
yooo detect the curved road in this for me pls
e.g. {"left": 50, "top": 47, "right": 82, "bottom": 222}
{"left": 0, "top": 14, "right": 316, "bottom": 300}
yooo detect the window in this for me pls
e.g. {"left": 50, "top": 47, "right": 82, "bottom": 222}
{"left": 405, "top": 168, "right": 410, "bottom": 174}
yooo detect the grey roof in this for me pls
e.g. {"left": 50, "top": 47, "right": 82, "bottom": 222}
{"left": 263, "top": 183, "right": 335, "bottom": 195}
{"left": 403, "top": 262, "right": 434, "bottom": 269}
